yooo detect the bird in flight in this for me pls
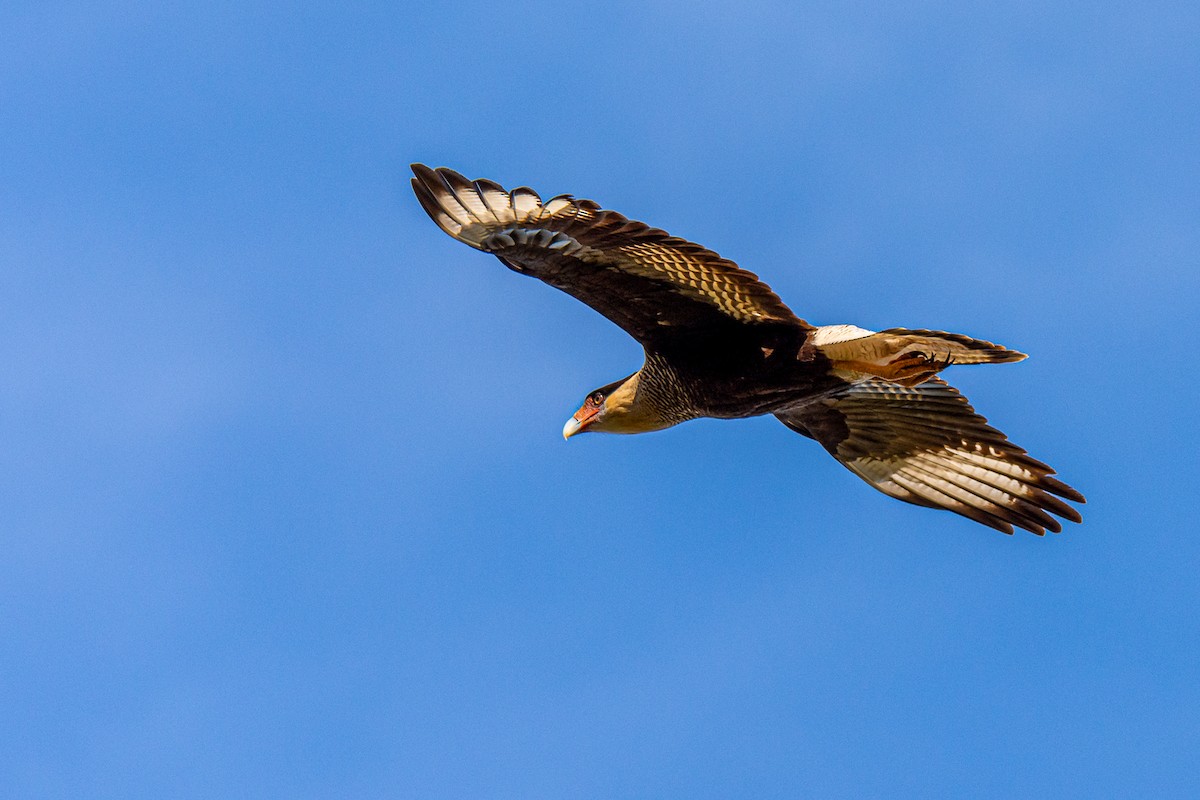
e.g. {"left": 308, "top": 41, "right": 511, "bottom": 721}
{"left": 411, "top": 164, "right": 1084, "bottom": 535}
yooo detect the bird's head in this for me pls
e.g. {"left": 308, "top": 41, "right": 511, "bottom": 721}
{"left": 562, "top": 372, "right": 671, "bottom": 439}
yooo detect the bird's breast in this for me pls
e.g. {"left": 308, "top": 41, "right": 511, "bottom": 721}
{"left": 643, "top": 345, "right": 842, "bottom": 422}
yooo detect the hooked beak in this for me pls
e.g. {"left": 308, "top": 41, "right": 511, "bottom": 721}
{"left": 562, "top": 406, "right": 600, "bottom": 440}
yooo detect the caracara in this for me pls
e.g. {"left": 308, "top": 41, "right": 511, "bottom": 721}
{"left": 411, "top": 164, "right": 1084, "bottom": 535}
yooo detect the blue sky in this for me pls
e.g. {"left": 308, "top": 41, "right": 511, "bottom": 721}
{"left": 2, "top": 1, "right": 1198, "bottom": 797}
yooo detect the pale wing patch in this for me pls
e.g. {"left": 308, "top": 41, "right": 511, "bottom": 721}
{"left": 472, "top": 178, "right": 512, "bottom": 222}
{"left": 510, "top": 186, "right": 542, "bottom": 218}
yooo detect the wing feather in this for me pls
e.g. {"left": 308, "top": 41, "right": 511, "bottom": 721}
{"left": 776, "top": 378, "right": 1084, "bottom": 535}
{"left": 411, "top": 164, "right": 809, "bottom": 349}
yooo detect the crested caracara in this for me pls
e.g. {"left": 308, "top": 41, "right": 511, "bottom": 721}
{"left": 411, "top": 165, "right": 1084, "bottom": 535}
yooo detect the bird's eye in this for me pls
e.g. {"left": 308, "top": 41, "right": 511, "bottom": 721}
{"left": 590, "top": 392, "right": 604, "bottom": 405}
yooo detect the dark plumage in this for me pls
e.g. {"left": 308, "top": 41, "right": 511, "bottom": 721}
{"left": 411, "top": 164, "right": 1084, "bottom": 535}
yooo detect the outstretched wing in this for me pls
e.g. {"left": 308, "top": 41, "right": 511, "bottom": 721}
{"left": 411, "top": 164, "right": 810, "bottom": 351}
{"left": 776, "top": 378, "right": 1084, "bottom": 535}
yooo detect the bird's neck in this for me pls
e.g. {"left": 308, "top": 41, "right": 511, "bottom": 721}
{"left": 631, "top": 354, "right": 703, "bottom": 428}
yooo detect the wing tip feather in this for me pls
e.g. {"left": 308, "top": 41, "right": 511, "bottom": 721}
{"left": 411, "top": 176, "right": 463, "bottom": 239}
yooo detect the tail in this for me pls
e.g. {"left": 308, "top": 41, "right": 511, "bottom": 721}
{"left": 811, "top": 325, "right": 1026, "bottom": 387}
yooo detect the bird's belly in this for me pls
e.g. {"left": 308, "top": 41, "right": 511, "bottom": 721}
{"left": 646, "top": 339, "right": 843, "bottom": 422}
{"left": 690, "top": 372, "right": 846, "bottom": 420}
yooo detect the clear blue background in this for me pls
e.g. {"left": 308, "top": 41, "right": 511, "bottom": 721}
{"left": 2, "top": 2, "right": 1197, "bottom": 797}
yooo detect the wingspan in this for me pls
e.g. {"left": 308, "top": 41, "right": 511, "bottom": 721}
{"left": 776, "top": 378, "right": 1085, "bottom": 534}
{"left": 411, "top": 164, "right": 810, "bottom": 351}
